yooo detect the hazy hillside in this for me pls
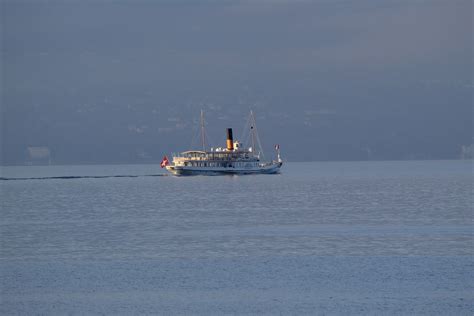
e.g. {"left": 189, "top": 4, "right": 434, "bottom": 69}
{"left": 2, "top": 1, "right": 472, "bottom": 164}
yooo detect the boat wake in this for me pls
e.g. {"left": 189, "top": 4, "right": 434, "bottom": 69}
{"left": 0, "top": 174, "right": 167, "bottom": 181}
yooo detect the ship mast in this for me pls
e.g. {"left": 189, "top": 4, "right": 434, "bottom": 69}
{"left": 249, "top": 110, "right": 265, "bottom": 160}
{"left": 200, "top": 109, "right": 206, "bottom": 151}
{"left": 250, "top": 110, "right": 256, "bottom": 152}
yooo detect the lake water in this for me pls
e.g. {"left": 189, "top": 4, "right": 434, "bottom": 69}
{"left": 1, "top": 160, "right": 473, "bottom": 314}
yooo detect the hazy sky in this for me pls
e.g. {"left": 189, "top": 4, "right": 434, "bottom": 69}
{"left": 1, "top": 0, "right": 472, "bottom": 163}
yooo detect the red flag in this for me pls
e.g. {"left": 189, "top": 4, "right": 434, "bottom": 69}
{"left": 160, "top": 156, "right": 169, "bottom": 168}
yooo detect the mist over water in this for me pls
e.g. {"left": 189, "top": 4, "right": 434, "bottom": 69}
{"left": 2, "top": 1, "right": 472, "bottom": 164}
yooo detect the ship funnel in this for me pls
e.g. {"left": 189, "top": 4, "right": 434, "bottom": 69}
{"left": 226, "top": 128, "right": 234, "bottom": 151}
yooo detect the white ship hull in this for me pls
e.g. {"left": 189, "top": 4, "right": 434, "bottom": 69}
{"left": 166, "top": 161, "right": 282, "bottom": 176}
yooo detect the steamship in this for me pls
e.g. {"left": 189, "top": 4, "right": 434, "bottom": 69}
{"left": 163, "top": 111, "right": 283, "bottom": 176}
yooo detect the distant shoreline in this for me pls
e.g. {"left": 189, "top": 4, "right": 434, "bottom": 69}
{"left": 1, "top": 158, "right": 472, "bottom": 167}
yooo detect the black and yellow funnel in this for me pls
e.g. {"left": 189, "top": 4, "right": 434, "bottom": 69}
{"left": 226, "top": 128, "right": 234, "bottom": 151}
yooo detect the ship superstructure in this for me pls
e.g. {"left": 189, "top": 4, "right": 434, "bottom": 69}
{"left": 163, "top": 111, "right": 282, "bottom": 175}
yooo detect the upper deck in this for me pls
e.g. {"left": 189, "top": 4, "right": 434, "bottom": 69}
{"left": 172, "top": 149, "right": 259, "bottom": 164}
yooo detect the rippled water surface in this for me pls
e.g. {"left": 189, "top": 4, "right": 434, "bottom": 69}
{"left": 1, "top": 160, "right": 473, "bottom": 314}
